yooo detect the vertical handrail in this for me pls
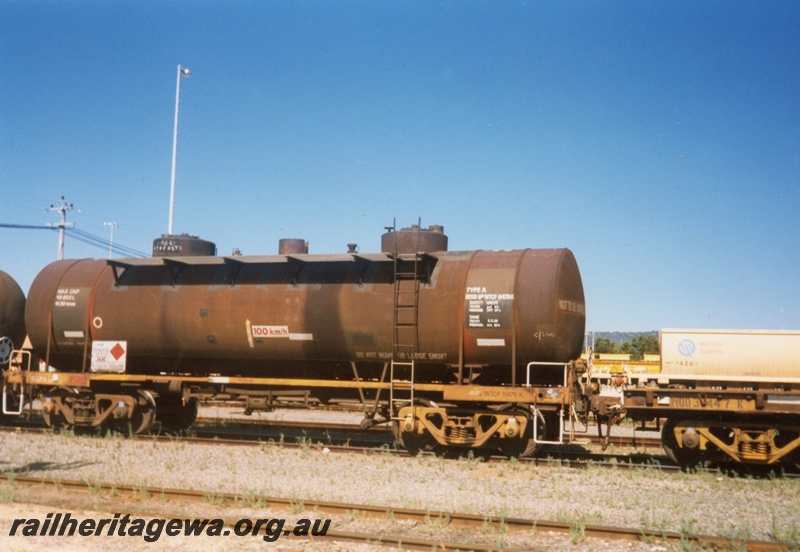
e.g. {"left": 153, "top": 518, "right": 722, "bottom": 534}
{"left": 2, "top": 350, "right": 31, "bottom": 416}
{"left": 526, "top": 361, "right": 571, "bottom": 445}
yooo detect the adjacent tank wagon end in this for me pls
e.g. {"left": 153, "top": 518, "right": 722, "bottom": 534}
{"left": 0, "top": 269, "right": 25, "bottom": 366}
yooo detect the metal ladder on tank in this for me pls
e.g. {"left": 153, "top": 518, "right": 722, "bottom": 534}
{"left": 389, "top": 222, "right": 422, "bottom": 419}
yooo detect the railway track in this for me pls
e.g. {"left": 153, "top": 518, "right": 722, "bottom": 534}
{"left": 2, "top": 401, "right": 665, "bottom": 448}
{"left": 0, "top": 405, "right": 666, "bottom": 449}
{"left": 9, "top": 422, "right": 800, "bottom": 479}
{"left": 0, "top": 418, "right": 677, "bottom": 475}
{"left": 191, "top": 414, "right": 665, "bottom": 447}
{"left": 0, "top": 474, "right": 790, "bottom": 551}
{"left": 189, "top": 420, "right": 675, "bottom": 470}
{"left": 0, "top": 426, "right": 741, "bottom": 483}
{"left": 11, "top": 408, "right": 799, "bottom": 475}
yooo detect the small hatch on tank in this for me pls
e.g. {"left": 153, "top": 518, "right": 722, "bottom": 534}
{"left": 152, "top": 234, "right": 217, "bottom": 257}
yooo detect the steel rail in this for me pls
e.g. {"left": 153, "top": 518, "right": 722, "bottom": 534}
{"left": 0, "top": 423, "right": 674, "bottom": 474}
{"left": 0, "top": 410, "right": 665, "bottom": 448}
{"left": 9, "top": 424, "right": 800, "bottom": 479}
{"left": 0, "top": 475, "right": 790, "bottom": 551}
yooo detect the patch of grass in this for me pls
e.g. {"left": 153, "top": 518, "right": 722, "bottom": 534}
{"left": 86, "top": 479, "right": 104, "bottom": 509}
{"left": 290, "top": 498, "right": 306, "bottom": 514}
{"left": 640, "top": 509, "right": 669, "bottom": 544}
{"left": 0, "top": 473, "right": 16, "bottom": 504}
{"left": 422, "top": 511, "right": 451, "bottom": 533}
{"left": 770, "top": 516, "right": 799, "bottom": 548}
{"left": 133, "top": 483, "right": 150, "bottom": 502}
{"left": 203, "top": 491, "right": 229, "bottom": 507}
{"left": 237, "top": 491, "right": 267, "bottom": 509}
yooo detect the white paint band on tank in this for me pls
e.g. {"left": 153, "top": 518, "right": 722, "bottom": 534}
{"left": 477, "top": 339, "right": 506, "bottom": 347}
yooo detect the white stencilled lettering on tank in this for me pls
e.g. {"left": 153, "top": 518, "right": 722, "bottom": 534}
{"left": 54, "top": 287, "right": 81, "bottom": 308}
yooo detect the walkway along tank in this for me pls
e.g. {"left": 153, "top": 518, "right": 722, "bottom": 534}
{"left": 17, "top": 225, "right": 589, "bottom": 456}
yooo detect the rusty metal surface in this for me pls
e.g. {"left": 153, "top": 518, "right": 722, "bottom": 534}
{"left": 25, "top": 259, "right": 83, "bottom": 361}
{"left": 462, "top": 249, "right": 585, "bottom": 366}
{"left": 26, "top": 245, "right": 585, "bottom": 377}
{"left": 0, "top": 269, "right": 26, "bottom": 356}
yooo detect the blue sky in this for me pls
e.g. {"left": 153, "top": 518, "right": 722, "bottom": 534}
{"left": 1, "top": 2, "right": 798, "bottom": 331}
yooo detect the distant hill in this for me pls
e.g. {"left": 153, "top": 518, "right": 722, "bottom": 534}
{"left": 587, "top": 331, "right": 658, "bottom": 346}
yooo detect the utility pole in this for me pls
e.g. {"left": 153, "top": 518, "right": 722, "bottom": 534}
{"left": 103, "top": 221, "right": 118, "bottom": 258}
{"left": 46, "top": 196, "right": 79, "bottom": 260}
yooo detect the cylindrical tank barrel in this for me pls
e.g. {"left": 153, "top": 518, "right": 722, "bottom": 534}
{"left": 0, "top": 269, "right": 26, "bottom": 364}
{"left": 25, "top": 248, "right": 585, "bottom": 375}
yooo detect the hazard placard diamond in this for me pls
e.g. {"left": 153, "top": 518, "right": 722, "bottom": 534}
{"left": 110, "top": 342, "right": 126, "bottom": 361}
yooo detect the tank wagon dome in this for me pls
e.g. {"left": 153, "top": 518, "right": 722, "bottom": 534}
{"left": 278, "top": 239, "right": 309, "bottom": 255}
{"left": 381, "top": 224, "right": 448, "bottom": 254}
{"left": 0, "top": 269, "right": 26, "bottom": 365}
{"left": 152, "top": 234, "right": 217, "bottom": 257}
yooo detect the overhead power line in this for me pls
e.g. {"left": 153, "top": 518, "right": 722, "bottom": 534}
{"left": 0, "top": 223, "right": 52, "bottom": 230}
{"left": 0, "top": 223, "right": 150, "bottom": 259}
{"left": 66, "top": 227, "right": 149, "bottom": 258}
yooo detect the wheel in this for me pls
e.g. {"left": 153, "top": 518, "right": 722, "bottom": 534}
{"left": 114, "top": 390, "right": 155, "bottom": 435}
{"left": 661, "top": 418, "right": 704, "bottom": 469}
{"left": 775, "top": 429, "right": 800, "bottom": 473}
{"left": 496, "top": 406, "right": 547, "bottom": 459}
{"left": 396, "top": 431, "right": 440, "bottom": 456}
{"left": 156, "top": 396, "right": 198, "bottom": 432}
{"left": 42, "top": 409, "right": 70, "bottom": 431}
{"left": 786, "top": 452, "right": 800, "bottom": 474}
{"left": 42, "top": 388, "right": 80, "bottom": 432}
{"left": 392, "top": 398, "right": 440, "bottom": 455}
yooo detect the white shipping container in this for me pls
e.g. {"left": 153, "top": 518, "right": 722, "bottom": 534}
{"left": 660, "top": 329, "right": 800, "bottom": 379}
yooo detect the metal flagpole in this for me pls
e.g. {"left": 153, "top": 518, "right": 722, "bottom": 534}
{"left": 168, "top": 64, "right": 191, "bottom": 236}
{"left": 103, "top": 221, "right": 118, "bottom": 258}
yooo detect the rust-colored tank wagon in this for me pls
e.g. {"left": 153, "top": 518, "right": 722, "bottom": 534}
{"left": 16, "top": 225, "right": 588, "bottom": 455}
{"left": 0, "top": 269, "right": 26, "bottom": 366}
{"left": 26, "top": 242, "right": 585, "bottom": 379}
